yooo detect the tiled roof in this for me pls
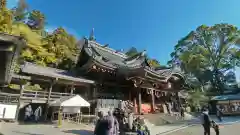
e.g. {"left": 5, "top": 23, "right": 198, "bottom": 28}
{"left": 84, "top": 41, "right": 145, "bottom": 69}
{"left": 81, "top": 39, "right": 184, "bottom": 80}
{"left": 211, "top": 94, "right": 240, "bottom": 100}
{"left": 20, "top": 62, "right": 94, "bottom": 84}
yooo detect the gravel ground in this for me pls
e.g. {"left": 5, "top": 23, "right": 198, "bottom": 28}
{"left": 166, "top": 123, "right": 240, "bottom": 135}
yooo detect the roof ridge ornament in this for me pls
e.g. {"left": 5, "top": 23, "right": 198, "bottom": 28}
{"left": 89, "top": 28, "right": 96, "bottom": 41}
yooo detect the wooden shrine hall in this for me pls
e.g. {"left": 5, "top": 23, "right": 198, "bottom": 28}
{"left": 74, "top": 32, "right": 186, "bottom": 114}
{"left": 0, "top": 32, "right": 186, "bottom": 120}
{"left": 7, "top": 62, "right": 95, "bottom": 121}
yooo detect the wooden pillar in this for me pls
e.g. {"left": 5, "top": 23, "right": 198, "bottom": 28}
{"left": 137, "top": 88, "right": 142, "bottom": 114}
{"left": 176, "top": 92, "right": 181, "bottom": 110}
{"left": 133, "top": 97, "right": 137, "bottom": 113}
{"left": 151, "top": 89, "right": 155, "bottom": 113}
{"left": 129, "top": 90, "right": 131, "bottom": 101}
{"left": 15, "top": 84, "right": 25, "bottom": 121}
{"left": 70, "top": 85, "right": 75, "bottom": 95}
{"left": 44, "top": 79, "right": 55, "bottom": 121}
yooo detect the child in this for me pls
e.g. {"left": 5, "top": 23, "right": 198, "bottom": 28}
{"left": 211, "top": 120, "right": 219, "bottom": 135}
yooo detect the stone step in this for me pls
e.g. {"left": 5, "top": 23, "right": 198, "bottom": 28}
{"left": 142, "top": 113, "right": 199, "bottom": 126}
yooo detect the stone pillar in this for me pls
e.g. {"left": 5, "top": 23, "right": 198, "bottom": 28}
{"left": 151, "top": 89, "right": 155, "bottom": 113}
{"left": 137, "top": 88, "right": 142, "bottom": 114}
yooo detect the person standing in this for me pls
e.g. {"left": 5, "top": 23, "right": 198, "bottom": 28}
{"left": 94, "top": 111, "right": 108, "bottom": 135}
{"left": 34, "top": 106, "right": 42, "bottom": 122}
{"left": 180, "top": 106, "right": 185, "bottom": 120}
{"left": 107, "top": 110, "right": 119, "bottom": 135}
{"left": 201, "top": 109, "right": 211, "bottom": 135}
{"left": 24, "top": 105, "right": 33, "bottom": 122}
{"left": 216, "top": 107, "right": 222, "bottom": 122}
{"left": 127, "top": 112, "right": 134, "bottom": 131}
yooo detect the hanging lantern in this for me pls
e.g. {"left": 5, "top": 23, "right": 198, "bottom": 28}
{"left": 168, "top": 82, "right": 172, "bottom": 89}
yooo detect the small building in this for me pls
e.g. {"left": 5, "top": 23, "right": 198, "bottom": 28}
{"left": 211, "top": 94, "right": 240, "bottom": 115}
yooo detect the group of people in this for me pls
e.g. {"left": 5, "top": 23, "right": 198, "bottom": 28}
{"left": 24, "top": 105, "right": 42, "bottom": 122}
{"left": 94, "top": 109, "right": 150, "bottom": 135}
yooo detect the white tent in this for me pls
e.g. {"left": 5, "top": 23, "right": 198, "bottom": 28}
{"left": 50, "top": 95, "right": 91, "bottom": 124}
{"left": 50, "top": 95, "right": 90, "bottom": 107}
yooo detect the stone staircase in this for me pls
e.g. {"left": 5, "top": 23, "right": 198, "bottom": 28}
{"left": 142, "top": 112, "right": 199, "bottom": 126}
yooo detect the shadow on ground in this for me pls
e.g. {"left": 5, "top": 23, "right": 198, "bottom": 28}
{"left": 17, "top": 121, "right": 55, "bottom": 125}
{"left": 63, "top": 130, "right": 94, "bottom": 135}
{"left": 12, "top": 131, "right": 44, "bottom": 135}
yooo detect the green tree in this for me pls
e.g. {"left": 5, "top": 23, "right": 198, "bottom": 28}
{"left": 12, "top": 0, "right": 28, "bottom": 22}
{"left": 125, "top": 47, "right": 138, "bottom": 57}
{"left": 0, "top": 0, "right": 13, "bottom": 33}
{"left": 126, "top": 47, "right": 161, "bottom": 68}
{"left": 27, "top": 10, "right": 45, "bottom": 30}
{"left": 169, "top": 24, "right": 240, "bottom": 94}
{"left": 187, "top": 89, "right": 209, "bottom": 107}
{"left": 43, "top": 27, "right": 79, "bottom": 69}
{"left": 147, "top": 58, "right": 161, "bottom": 68}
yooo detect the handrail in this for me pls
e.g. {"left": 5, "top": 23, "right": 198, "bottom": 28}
{"left": 0, "top": 93, "right": 19, "bottom": 103}
{"left": 0, "top": 90, "right": 74, "bottom": 103}
{"left": 22, "top": 90, "right": 74, "bottom": 100}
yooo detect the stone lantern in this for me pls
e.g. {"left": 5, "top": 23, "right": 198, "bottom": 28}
{"left": 0, "top": 33, "right": 26, "bottom": 86}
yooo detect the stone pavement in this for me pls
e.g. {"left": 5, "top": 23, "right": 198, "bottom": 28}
{"left": 151, "top": 116, "right": 240, "bottom": 135}
{"left": 149, "top": 124, "right": 190, "bottom": 135}
{"left": 166, "top": 123, "right": 240, "bottom": 135}
{"left": 0, "top": 122, "right": 94, "bottom": 135}
{"left": 1, "top": 116, "right": 240, "bottom": 135}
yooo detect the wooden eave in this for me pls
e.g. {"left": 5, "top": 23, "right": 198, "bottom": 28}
{"left": 20, "top": 63, "right": 95, "bottom": 86}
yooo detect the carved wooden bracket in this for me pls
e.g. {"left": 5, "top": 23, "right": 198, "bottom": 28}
{"left": 133, "top": 79, "right": 143, "bottom": 87}
{"left": 152, "top": 83, "right": 161, "bottom": 89}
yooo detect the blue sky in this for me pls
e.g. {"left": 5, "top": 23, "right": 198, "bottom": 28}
{"left": 7, "top": 0, "right": 240, "bottom": 65}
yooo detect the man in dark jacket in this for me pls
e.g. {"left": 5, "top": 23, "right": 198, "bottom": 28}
{"left": 94, "top": 111, "right": 110, "bottom": 135}
{"left": 201, "top": 109, "right": 211, "bottom": 135}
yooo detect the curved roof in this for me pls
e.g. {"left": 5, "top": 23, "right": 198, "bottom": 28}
{"left": 80, "top": 38, "right": 184, "bottom": 81}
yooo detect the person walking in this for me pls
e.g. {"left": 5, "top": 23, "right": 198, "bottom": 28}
{"left": 201, "top": 108, "right": 211, "bottom": 135}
